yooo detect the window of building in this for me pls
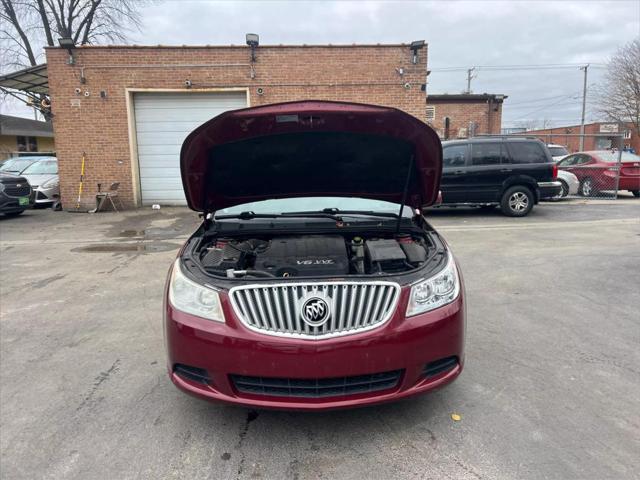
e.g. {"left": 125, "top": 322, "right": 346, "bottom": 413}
{"left": 506, "top": 142, "right": 547, "bottom": 164}
{"left": 27, "top": 136, "right": 37, "bottom": 151}
{"left": 425, "top": 106, "right": 436, "bottom": 122}
{"left": 16, "top": 136, "right": 38, "bottom": 152}
{"left": 470, "top": 142, "right": 505, "bottom": 165}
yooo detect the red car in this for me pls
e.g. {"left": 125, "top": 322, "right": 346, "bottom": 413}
{"left": 557, "top": 151, "right": 640, "bottom": 197}
{"left": 165, "top": 101, "right": 465, "bottom": 410}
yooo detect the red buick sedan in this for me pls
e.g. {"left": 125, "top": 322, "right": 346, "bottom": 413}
{"left": 557, "top": 151, "right": 640, "bottom": 197}
{"left": 164, "top": 101, "right": 465, "bottom": 410}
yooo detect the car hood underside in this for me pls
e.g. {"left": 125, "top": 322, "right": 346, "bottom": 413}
{"left": 180, "top": 100, "right": 443, "bottom": 212}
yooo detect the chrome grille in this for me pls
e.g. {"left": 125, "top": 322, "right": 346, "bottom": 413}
{"left": 229, "top": 281, "right": 400, "bottom": 339}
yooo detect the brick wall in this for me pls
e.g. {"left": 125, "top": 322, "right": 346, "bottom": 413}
{"left": 520, "top": 122, "right": 640, "bottom": 154}
{"left": 427, "top": 98, "right": 503, "bottom": 139}
{"left": 45, "top": 44, "right": 428, "bottom": 209}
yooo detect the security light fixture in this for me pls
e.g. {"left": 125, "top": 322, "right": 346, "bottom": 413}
{"left": 409, "top": 39, "right": 426, "bottom": 64}
{"left": 246, "top": 33, "right": 259, "bottom": 62}
{"left": 58, "top": 37, "right": 76, "bottom": 64}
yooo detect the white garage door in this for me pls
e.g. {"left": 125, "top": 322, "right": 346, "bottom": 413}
{"left": 134, "top": 91, "right": 247, "bottom": 205}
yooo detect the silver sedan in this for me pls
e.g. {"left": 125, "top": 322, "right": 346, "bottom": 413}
{"left": 20, "top": 158, "right": 59, "bottom": 206}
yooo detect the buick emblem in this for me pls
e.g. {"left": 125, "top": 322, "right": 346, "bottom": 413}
{"left": 301, "top": 297, "right": 330, "bottom": 327}
{"left": 16, "top": 183, "right": 21, "bottom": 187}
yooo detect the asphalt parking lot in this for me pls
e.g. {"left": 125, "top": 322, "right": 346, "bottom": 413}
{"left": 1, "top": 199, "right": 639, "bottom": 480}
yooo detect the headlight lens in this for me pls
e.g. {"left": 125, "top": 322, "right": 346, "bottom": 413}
{"left": 407, "top": 253, "right": 460, "bottom": 316}
{"left": 42, "top": 178, "right": 59, "bottom": 188}
{"left": 168, "top": 260, "right": 225, "bottom": 322}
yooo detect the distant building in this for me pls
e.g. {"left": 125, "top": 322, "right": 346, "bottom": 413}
{"left": 0, "top": 114, "right": 55, "bottom": 161}
{"left": 501, "top": 127, "right": 526, "bottom": 135}
{"left": 523, "top": 122, "right": 638, "bottom": 153}
{"left": 426, "top": 93, "right": 507, "bottom": 140}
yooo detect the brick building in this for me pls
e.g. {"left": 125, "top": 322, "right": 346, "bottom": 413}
{"left": 521, "top": 122, "right": 639, "bottom": 154}
{"left": 425, "top": 93, "right": 506, "bottom": 140}
{"left": 38, "top": 43, "right": 428, "bottom": 209}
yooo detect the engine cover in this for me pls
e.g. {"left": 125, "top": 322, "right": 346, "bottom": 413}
{"left": 255, "top": 235, "right": 349, "bottom": 277}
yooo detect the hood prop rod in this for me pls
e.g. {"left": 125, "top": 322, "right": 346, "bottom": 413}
{"left": 396, "top": 154, "right": 414, "bottom": 233}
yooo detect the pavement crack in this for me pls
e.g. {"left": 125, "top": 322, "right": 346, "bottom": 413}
{"left": 76, "top": 359, "right": 121, "bottom": 411}
{"left": 235, "top": 410, "right": 259, "bottom": 479}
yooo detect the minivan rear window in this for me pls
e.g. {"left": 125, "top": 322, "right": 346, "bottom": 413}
{"left": 548, "top": 146, "right": 569, "bottom": 157}
{"left": 506, "top": 142, "right": 548, "bottom": 164}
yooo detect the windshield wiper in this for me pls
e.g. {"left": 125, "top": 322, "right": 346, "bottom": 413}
{"left": 285, "top": 208, "right": 400, "bottom": 219}
{"left": 215, "top": 211, "right": 344, "bottom": 222}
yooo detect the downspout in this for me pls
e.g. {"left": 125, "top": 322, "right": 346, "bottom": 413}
{"left": 487, "top": 96, "right": 493, "bottom": 134}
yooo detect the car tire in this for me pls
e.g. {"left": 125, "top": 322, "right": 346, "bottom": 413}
{"left": 558, "top": 180, "right": 569, "bottom": 198}
{"left": 579, "top": 177, "right": 597, "bottom": 197}
{"left": 631, "top": 190, "right": 640, "bottom": 198}
{"left": 4, "top": 210, "right": 24, "bottom": 217}
{"left": 500, "top": 186, "right": 534, "bottom": 217}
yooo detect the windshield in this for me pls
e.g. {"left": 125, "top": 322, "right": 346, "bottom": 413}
{"left": 0, "top": 158, "right": 36, "bottom": 173}
{"left": 215, "top": 197, "right": 413, "bottom": 218}
{"left": 548, "top": 147, "right": 568, "bottom": 157}
{"left": 22, "top": 160, "right": 58, "bottom": 175}
{"left": 595, "top": 151, "right": 640, "bottom": 163}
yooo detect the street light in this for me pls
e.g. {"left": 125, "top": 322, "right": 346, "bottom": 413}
{"left": 409, "top": 40, "right": 425, "bottom": 64}
{"left": 58, "top": 37, "right": 76, "bottom": 64}
{"left": 246, "top": 33, "right": 259, "bottom": 62}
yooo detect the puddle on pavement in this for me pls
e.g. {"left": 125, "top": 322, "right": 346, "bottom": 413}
{"left": 72, "top": 242, "right": 179, "bottom": 253}
{"left": 115, "top": 227, "right": 186, "bottom": 241}
{"left": 119, "top": 229, "right": 145, "bottom": 237}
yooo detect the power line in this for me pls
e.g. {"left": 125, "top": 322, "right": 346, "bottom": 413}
{"left": 505, "top": 92, "right": 582, "bottom": 107}
{"left": 430, "top": 63, "right": 606, "bottom": 72}
{"left": 508, "top": 96, "right": 583, "bottom": 122}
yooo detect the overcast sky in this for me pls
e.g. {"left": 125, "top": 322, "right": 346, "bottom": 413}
{"left": 4, "top": 0, "right": 640, "bottom": 128}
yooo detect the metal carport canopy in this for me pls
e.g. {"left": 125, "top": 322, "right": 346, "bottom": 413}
{"left": 0, "top": 64, "right": 49, "bottom": 94}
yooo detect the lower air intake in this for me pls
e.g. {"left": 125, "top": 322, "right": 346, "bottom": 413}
{"left": 174, "top": 364, "right": 210, "bottom": 385}
{"left": 423, "top": 356, "right": 458, "bottom": 378}
{"left": 230, "top": 370, "right": 403, "bottom": 398}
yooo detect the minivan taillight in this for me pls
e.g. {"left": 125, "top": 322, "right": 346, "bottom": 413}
{"left": 552, "top": 163, "right": 558, "bottom": 179}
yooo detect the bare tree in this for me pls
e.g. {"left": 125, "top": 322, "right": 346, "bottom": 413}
{"left": 1, "top": 0, "right": 146, "bottom": 69}
{"left": 514, "top": 119, "right": 541, "bottom": 131}
{"left": 597, "top": 38, "right": 640, "bottom": 136}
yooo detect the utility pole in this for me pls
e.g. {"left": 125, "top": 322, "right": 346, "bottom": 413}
{"left": 579, "top": 64, "right": 589, "bottom": 151}
{"left": 466, "top": 67, "right": 476, "bottom": 94}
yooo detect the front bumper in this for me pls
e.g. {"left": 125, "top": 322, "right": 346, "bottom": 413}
{"left": 165, "top": 284, "right": 465, "bottom": 410}
{"left": 32, "top": 185, "right": 59, "bottom": 204}
{"left": 537, "top": 181, "right": 562, "bottom": 199}
{"left": 0, "top": 191, "right": 34, "bottom": 213}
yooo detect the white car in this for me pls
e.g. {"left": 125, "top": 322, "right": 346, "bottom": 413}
{"left": 556, "top": 169, "right": 579, "bottom": 198}
{"left": 547, "top": 144, "right": 570, "bottom": 162}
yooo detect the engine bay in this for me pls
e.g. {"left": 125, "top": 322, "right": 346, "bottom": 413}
{"left": 197, "top": 233, "right": 432, "bottom": 278}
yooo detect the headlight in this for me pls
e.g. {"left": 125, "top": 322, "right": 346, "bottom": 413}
{"left": 42, "top": 178, "right": 59, "bottom": 188}
{"left": 406, "top": 253, "right": 460, "bottom": 316}
{"left": 168, "top": 260, "right": 225, "bottom": 322}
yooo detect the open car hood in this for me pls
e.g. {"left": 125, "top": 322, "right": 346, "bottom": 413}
{"left": 180, "top": 100, "right": 442, "bottom": 212}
